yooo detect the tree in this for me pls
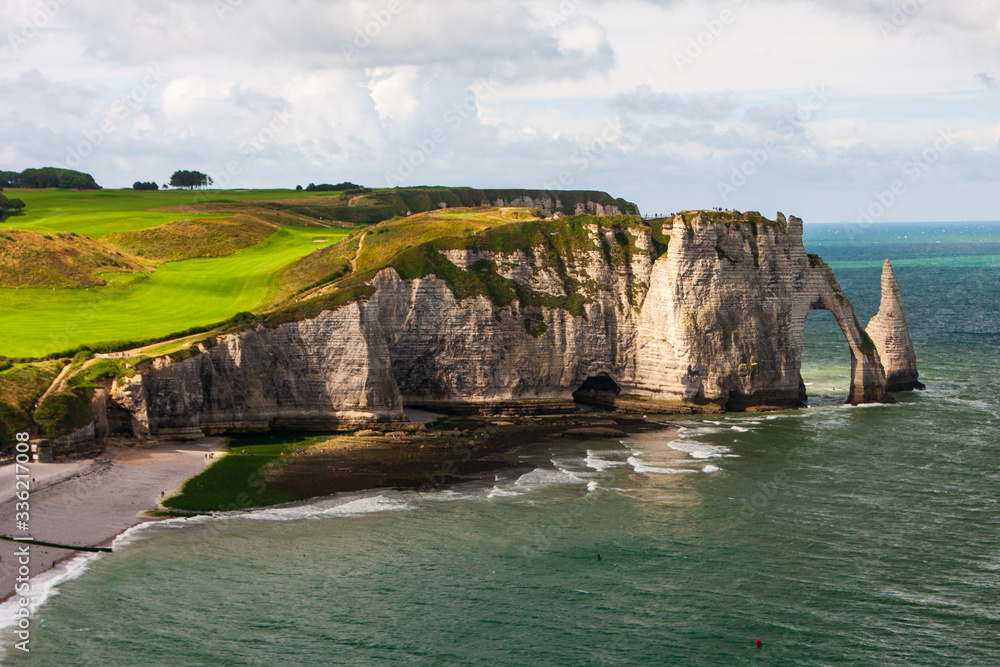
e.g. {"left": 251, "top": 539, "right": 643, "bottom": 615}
{"left": 168, "top": 170, "right": 213, "bottom": 189}
{"left": 0, "top": 168, "right": 100, "bottom": 189}
{"left": 133, "top": 181, "right": 160, "bottom": 191}
{"left": 0, "top": 192, "right": 25, "bottom": 221}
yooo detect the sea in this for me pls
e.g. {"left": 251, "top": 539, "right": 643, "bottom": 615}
{"left": 2, "top": 222, "right": 998, "bottom": 666}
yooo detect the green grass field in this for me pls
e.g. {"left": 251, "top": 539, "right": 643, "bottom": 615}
{"left": 1, "top": 188, "right": 338, "bottom": 238}
{"left": 0, "top": 188, "right": 353, "bottom": 358}
{"left": 0, "top": 225, "right": 344, "bottom": 358}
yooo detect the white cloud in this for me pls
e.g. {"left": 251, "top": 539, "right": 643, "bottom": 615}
{"left": 0, "top": 0, "right": 997, "bottom": 220}
{"left": 367, "top": 66, "right": 422, "bottom": 123}
{"left": 161, "top": 76, "right": 235, "bottom": 117}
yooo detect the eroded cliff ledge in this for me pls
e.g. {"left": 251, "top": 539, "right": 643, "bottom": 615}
{"left": 56, "top": 209, "right": 918, "bottom": 448}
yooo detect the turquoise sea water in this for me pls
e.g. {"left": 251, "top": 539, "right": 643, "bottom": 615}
{"left": 3, "top": 223, "right": 999, "bottom": 666}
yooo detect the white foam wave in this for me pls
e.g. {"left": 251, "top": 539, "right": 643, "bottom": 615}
{"left": 584, "top": 450, "right": 630, "bottom": 471}
{"left": 587, "top": 481, "right": 600, "bottom": 492}
{"left": 112, "top": 517, "right": 199, "bottom": 549}
{"left": 627, "top": 457, "right": 699, "bottom": 475}
{"left": 0, "top": 551, "right": 102, "bottom": 645}
{"left": 486, "top": 486, "right": 522, "bottom": 499}
{"left": 838, "top": 401, "right": 902, "bottom": 410}
{"left": 0, "top": 514, "right": 213, "bottom": 649}
{"left": 702, "top": 465, "right": 720, "bottom": 473}
{"left": 667, "top": 440, "right": 736, "bottom": 460}
{"left": 730, "top": 426, "right": 750, "bottom": 433}
{"left": 239, "top": 493, "right": 413, "bottom": 521}
{"left": 514, "top": 467, "right": 587, "bottom": 488}
{"left": 322, "top": 496, "right": 413, "bottom": 517}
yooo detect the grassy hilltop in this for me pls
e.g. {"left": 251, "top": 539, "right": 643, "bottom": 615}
{"left": 0, "top": 188, "right": 347, "bottom": 360}
{"left": 0, "top": 186, "right": 644, "bottom": 440}
{"left": 1, "top": 186, "right": 635, "bottom": 359}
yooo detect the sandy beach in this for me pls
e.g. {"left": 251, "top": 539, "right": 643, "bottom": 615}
{"left": 0, "top": 440, "right": 221, "bottom": 604}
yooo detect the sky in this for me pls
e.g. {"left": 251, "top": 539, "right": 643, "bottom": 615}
{"left": 1, "top": 0, "right": 998, "bottom": 222}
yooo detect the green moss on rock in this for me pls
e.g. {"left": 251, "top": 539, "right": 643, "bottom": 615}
{"left": 35, "top": 388, "right": 94, "bottom": 439}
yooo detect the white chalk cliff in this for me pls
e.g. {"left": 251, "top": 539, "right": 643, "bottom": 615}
{"left": 59, "top": 210, "right": 920, "bottom": 446}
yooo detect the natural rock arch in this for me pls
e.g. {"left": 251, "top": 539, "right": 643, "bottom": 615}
{"left": 798, "top": 258, "right": 888, "bottom": 405}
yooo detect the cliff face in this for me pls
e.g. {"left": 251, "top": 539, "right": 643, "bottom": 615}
{"left": 866, "top": 259, "right": 924, "bottom": 392}
{"left": 490, "top": 196, "right": 625, "bottom": 217}
{"left": 111, "top": 306, "right": 403, "bottom": 437}
{"left": 632, "top": 213, "right": 886, "bottom": 408}
{"left": 69, "top": 211, "right": 911, "bottom": 446}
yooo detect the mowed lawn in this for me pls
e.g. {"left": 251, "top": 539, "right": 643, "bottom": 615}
{"left": 0, "top": 189, "right": 348, "bottom": 358}
{"left": 2, "top": 188, "right": 338, "bottom": 238}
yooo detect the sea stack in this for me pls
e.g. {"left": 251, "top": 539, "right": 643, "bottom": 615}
{"left": 866, "top": 259, "right": 924, "bottom": 391}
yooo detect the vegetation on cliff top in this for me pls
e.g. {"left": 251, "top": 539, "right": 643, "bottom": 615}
{"left": 0, "top": 361, "right": 63, "bottom": 445}
{"left": 266, "top": 209, "right": 653, "bottom": 327}
{"left": 34, "top": 387, "right": 94, "bottom": 439}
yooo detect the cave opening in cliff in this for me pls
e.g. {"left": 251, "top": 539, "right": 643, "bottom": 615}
{"left": 802, "top": 309, "right": 852, "bottom": 406}
{"left": 572, "top": 374, "right": 621, "bottom": 410}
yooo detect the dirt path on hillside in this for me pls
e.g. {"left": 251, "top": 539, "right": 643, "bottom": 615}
{"left": 39, "top": 330, "right": 216, "bottom": 407}
{"left": 35, "top": 361, "right": 72, "bottom": 406}
{"left": 96, "top": 331, "right": 207, "bottom": 359}
{"left": 351, "top": 230, "right": 367, "bottom": 272}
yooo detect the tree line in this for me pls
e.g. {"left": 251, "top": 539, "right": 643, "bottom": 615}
{"left": 302, "top": 182, "right": 366, "bottom": 193}
{"left": 0, "top": 168, "right": 101, "bottom": 190}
